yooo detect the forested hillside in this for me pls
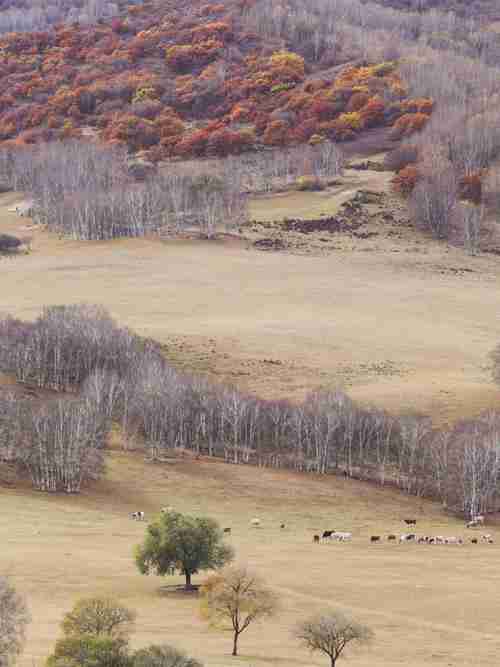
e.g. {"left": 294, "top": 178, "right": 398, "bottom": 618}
{"left": 0, "top": 0, "right": 435, "bottom": 161}
{"left": 0, "top": 0, "right": 135, "bottom": 34}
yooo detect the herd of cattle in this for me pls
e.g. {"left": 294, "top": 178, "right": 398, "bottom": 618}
{"left": 130, "top": 510, "right": 494, "bottom": 545}
{"left": 314, "top": 515, "right": 493, "bottom": 545}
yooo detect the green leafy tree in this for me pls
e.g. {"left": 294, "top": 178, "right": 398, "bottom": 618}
{"left": 61, "top": 598, "right": 136, "bottom": 639}
{"left": 132, "top": 644, "right": 203, "bottom": 667}
{"left": 46, "top": 635, "right": 130, "bottom": 667}
{"left": 135, "top": 511, "right": 234, "bottom": 590}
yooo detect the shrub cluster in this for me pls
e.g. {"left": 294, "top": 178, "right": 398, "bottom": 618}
{"left": 0, "top": 0, "right": 434, "bottom": 159}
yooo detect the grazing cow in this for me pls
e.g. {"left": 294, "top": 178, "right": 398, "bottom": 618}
{"left": 471, "top": 538, "right": 478, "bottom": 544}
{"left": 466, "top": 519, "right": 479, "bottom": 528}
{"left": 444, "top": 536, "right": 463, "bottom": 545}
{"left": 399, "top": 533, "right": 416, "bottom": 542}
{"left": 434, "top": 536, "right": 446, "bottom": 544}
{"left": 417, "top": 536, "right": 427, "bottom": 544}
{"left": 223, "top": 527, "right": 231, "bottom": 534}
{"left": 370, "top": 535, "right": 381, "bottom": 543}
{"left": 322, "top": 530, "right": 334, "bottom": 540}
{"left": 313, "top": 534, "right": 320, "bottom": 543}
{"left": 131, "top": 511, "right": 145, "bottom": 521}
{"left": 481, "top": 534, "right": 493, "bottom": 543}
{"left": 250, "top": 518, "right": 261, "bottom": 528}
{"left": 387, "top": 534, "right": 397, "bottom": 541}
{"left": 332, "top": 531, "right": 352, "bottom": 542}
{"left": 403, "top": 519, "right": 417, "bottom": 526}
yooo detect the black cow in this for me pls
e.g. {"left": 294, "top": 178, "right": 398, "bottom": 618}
{"left": 471, "top": 538, "right": 478, "bottom": 544}
{"left": 403, "top": 519, "right": 417, "bottom": 526}
{"left": 280, "top": 523, "right": 286, "bottom": 529}
{"left": 313, "top": 535, "right": 320, "bottom": 543}
{"left": 387, "top": 534, "right": 396, "bottom": 541}
{"left": 322, "top": 530, "right": 334, "bottom": 540}
{"left": 223, "top": 527, "right": 231, "bottom": 534}
{"left": 370, "top": 535, "right": 381, "bottom": 543}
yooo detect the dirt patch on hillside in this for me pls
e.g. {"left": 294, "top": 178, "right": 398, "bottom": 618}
{"left": 246, "top": 187, "right": 410, "bottom": 255}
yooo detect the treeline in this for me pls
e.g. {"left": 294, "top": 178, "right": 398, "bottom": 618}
{"left": 2, "top": 305, "right": 500, "bottom": 517}
{"left": 0, "top": 141, "right": 246, "bottom": 240}
{"left": 0, "top": 0, "right": 134, "bottom": 34}
{"left": 0, "top": 139, "right": 344, "bottom": 240}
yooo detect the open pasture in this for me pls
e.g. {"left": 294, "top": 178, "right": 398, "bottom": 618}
{"left": 2, "top": 454, "right": 500, "bottom": 667}
{"left": 1, "top": 186, "right": 500, "bottom": 423}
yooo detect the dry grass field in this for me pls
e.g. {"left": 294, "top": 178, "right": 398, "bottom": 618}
{"left": 2, "top": 173, "right": 500, "bottom": 666}
{"left": 1, "top": 173, "right": 500, "bottom": 424}
{"left": 2, "top": 453, "right": 500, "bottom": 667}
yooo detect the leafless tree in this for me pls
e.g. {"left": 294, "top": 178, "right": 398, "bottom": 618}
{"left": 201, "top": 566, "right": 278, "bottom": 657}
{"left": 458, "top": 203, "right": 483, "bottom": 255}
{"left": 61, "top": 597, "right": 136, "bottom": 639}
{"left": 410, "top": 159, "right": 458, "bottom": 239}
{"left": 295, "top": 609, "right": 373, "bottom": 667}
{"left": 0, "top": 577, "right": 30, "bottom": 667}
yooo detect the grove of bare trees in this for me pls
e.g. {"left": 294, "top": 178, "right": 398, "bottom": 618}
{"left": 0, "top": 0, "right": 128, "bottom": 34}
{"left": 2, "top": 305, "right": 500, "bottom": 517}
{"left": 0, "top": 140, "right": 345, "bottom": 241}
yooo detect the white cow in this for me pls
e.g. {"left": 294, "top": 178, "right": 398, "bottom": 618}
{"left": 332, "top": 531, "right": 352, "bottom": 542}
{"left": 250, "top": 518, "right": 261, "bottom": 528}
{"left": 399, "top": 533, "right": 416, "bottom": 542}
{"left": 131, "top": 511, "right": 145, "bottom": 521}
{"left": 444, "top": 536, "right": 463, "bottom": 545}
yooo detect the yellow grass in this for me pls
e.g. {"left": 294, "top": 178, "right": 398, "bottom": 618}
{"left": 2, "top": 454, "right": 500, "bottom": 667}
{"left": 2, "top": 178, "right": 500, "bottom": 665}
{"left": 1, "top": 183, "right": 500, "bottom": 424}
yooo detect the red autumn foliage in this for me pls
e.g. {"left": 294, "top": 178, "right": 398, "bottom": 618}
{"left": 459, "top": 173, "right": 482, "bottom": 204}
{"left": 392, "top": 165, "right": 420, "bottom": 196}
{"left": 391, "top": 112, "right": 430, "bottom": 139}
{"left": 0, "top": 0, "right": 433, "bottom": 159}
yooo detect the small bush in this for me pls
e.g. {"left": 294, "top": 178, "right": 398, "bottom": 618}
{"left": 294, "top": 176, "right": 324, "bottom": 191}
{"left": 391, "top": 165, "right": 419, "bottom": 196}
{"left": 459, "top": 173, "right": 482, "bottom": 204}
{"left": 384, "top": 144, "right": 419, "bottom": 172}
{"left": 0, "top": 233, "right": 22, "bottom": 254}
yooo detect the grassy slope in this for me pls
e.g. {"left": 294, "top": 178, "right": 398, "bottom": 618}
{"left": 1, "top": 187, "right": 500, "bottom": 424}
{"left": 2, "top": 451, "right": 500, "bottom": 667}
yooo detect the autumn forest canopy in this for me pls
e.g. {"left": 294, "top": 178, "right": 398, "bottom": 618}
{"left": 0, "top": 0, "right": 439, "bottom": 160}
